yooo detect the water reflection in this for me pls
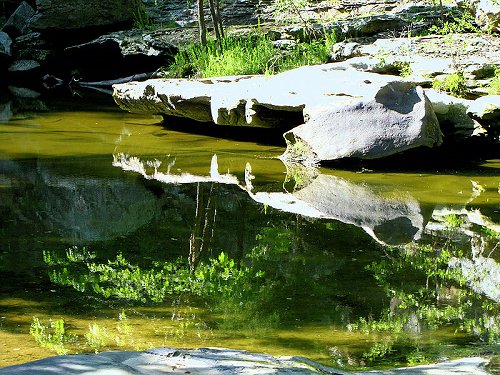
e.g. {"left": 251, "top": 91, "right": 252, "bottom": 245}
{"left": 113, "top": 153, "right": 430, "bottom": 246}
{"left": 113, "top": 152, "right": 500, "bottom": 250}
{"left": 0, "top": 158, "right": 160, "bottom": 243}
{"left": 0, "top": 104, "right": 499, "bottom": 370}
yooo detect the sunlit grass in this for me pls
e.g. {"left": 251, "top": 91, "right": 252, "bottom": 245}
{"left": 164, "top": 32, "right": 337, "bottom": 78}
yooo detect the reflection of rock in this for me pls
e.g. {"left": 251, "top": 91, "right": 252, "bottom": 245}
{"left": 449, "top": 256, "right": 500, "bottom": 302}
{"left": 425, "top": 199, "right": 499, "bottom": 302}
{"left": 0, "top": 101, "right": 13, "bottom": 123}
{"left": 113, "top": 153, "right": 239, "bottom": 186}
{"left": 254, "top": 173, "right": 426, "bottom": 245}
{"left": 0, "top": 159, "right": 160, "bottom": 243}
{"left": 426, "top": 206, "right": 500, "bottom": 243}
{"left": 113, "top": 154, "right": 427, "bottom": 245}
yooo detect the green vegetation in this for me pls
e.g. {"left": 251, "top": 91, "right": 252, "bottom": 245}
{"left": 426, "top": 8, "right": 479, "bottom": 35}
{"left": 347, "top": 242, "right": 500, "bottom": 367}
{"left": 273, "top": 0, "right": 311, "bottom": 24}
{"left": 488, "top": 69, "right": 500, "bottom": 95}
{"left": 38, "top": 223, "right": 500, "bottom": 368}
{"left": 133, "top": 2, "right": 154, "bottom": 30}
{"left": 31, "top": 311, "right": 138, "bottom": 355}
{"left": 432, "top": 72, "right": 468, "bottom": 97}
{"left": 395, "top": 61, "right": 413, "bottom": 78}
{"left": 30, "top": 318, "right": 77, "bottom": 355}
{"left": 164, "top": 31, "right": 337, "bottom": 78}
{"left": 44, "top": 247, "right": 257, "bottom": 303}
{"left": 443, "top": 213, "right": 465, "bottom": 228}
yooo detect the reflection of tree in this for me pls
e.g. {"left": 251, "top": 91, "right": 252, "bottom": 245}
{"left": 189, "top": 183, "right": 217, "bottom": 272}
{"left": 347, "top": 242, "right": 499, "bottom": 367}
{"left": 43, "top": 247, "right": 254, "bottom": 304}
{"left": 40, "top": 222, "right": 499, "bottom": 369}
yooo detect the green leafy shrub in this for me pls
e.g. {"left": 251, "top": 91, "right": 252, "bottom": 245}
{"left": 133, "top": 3, "right": 154, "bottom": 30}
{"left": 432, "top": 72, "right": 468, "bottom": 97}
{"left": 426, "top": 8, "right": 479, "bottom": 35}
{"left": 44, "top": 248, "right": 260, "bottom": 304}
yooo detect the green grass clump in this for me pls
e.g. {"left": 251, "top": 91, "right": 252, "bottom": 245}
{"left": 133, "top": 3, "right": 154, "bottom": 30}
{"left": 487, "top": 69, "right": 500, "bottom": 95}
{"left": 165, "top": 32, "right": 337, "bottom": 78}
{"left": 432, "top": 72, "right": 468, "bottom": 97}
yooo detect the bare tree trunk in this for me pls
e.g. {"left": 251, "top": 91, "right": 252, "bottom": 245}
{"left": 215, "top": 0, "right": 224, "bottom": 38}
{"left": 208, "top": 0, "right": 221, "bottom": 40}
{"left": 198, "top": 0, "right": 207, "bottom": 46}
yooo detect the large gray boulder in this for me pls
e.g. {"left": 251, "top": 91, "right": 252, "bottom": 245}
{"left": 1, "top": 1, "right": 35, "bottom": 37}
{"left": 114, "top": 73, "right": 309, "bottom": 127}
{"left": 0, "top": 31, "right": 12, "bottom": 60}
{"left": 113, "top": 64, "right": 399, "bottom": 128}
{"left": 282, "top": 81, "right": 442, "bottom": 163}
{"left": 29, "top": 0, "right": 141, "bottom": 31}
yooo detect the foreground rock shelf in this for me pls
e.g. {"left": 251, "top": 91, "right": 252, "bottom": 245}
{"left": 0, "top": 347, "right": 492, "bottom": 375}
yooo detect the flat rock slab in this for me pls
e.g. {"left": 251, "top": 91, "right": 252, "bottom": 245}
{"left": 113, "top": 64, "right": 398, "bottom": 128}
{"left": 0, "top": 348, "right": 491, "bottom": 375}
{"left": 113, "top": 64, "right": 443, "bottom": 163}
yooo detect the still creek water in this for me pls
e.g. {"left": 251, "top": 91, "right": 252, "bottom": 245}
{"left": 0, "top": 93, "right": 499, "bottom": 371}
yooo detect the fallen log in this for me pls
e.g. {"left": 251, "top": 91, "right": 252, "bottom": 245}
{"left": 71, "top": 72, "right": 159, "bottom": 88}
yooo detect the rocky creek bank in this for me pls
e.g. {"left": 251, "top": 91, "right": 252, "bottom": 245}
{"left": 113, "top": 28, "right": 500, "bottom": 163}
{"left": 2, "top": 0, "right": 500, "bottom": 164}
{"left": 0, "top": 347, "right": 494, "bottom": 375}
{"left": 110, "top": 1, "right": 500, "bottom": 164}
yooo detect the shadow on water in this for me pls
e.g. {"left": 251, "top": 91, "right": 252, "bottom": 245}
{"left": 324, "top": 139, "right": 500, "bottom": 175}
